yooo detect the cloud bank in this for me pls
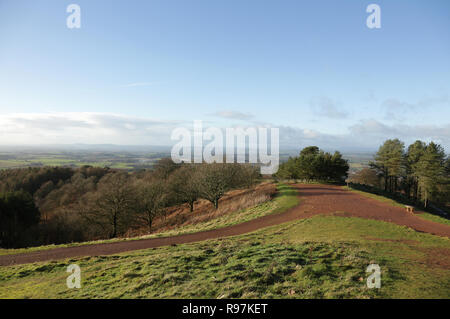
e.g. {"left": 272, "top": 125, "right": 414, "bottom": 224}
{"left": 0, "top": 113, "right": 182, "bottom": 145}
{"left": 0, "top": 112, "right": 449, "bottom": 152}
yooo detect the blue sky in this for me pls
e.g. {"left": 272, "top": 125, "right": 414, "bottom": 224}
{"left": 0, "top": 0, "right": 449, "bottom": 151}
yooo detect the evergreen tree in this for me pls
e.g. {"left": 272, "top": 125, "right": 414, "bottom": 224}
{"left": 406, "top": 140, "right": 426, "bottom": 201}
{"left": 414, "top": 142, "right": 446, "bottom": 208}
{"left": 372, "top": 139, "right": 405, "bottom": 193}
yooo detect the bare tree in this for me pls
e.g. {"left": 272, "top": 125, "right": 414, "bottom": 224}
{"left": 153, "top": 158, "right": 180, "bottom": 179}
{"left": 80, "top": 172, "right": 136, "bottom": 238}
{"left": 169, "top": 165, "right": 200, "bottom": 212}
{"left": 196, "top": 163, "right": 231, "bottom": 210}
{"left": 134, "top": 178, "right": 167, "bottom": 232}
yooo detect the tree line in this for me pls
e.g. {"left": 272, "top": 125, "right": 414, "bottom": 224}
{"left": 275, "top": 146, "right": 349, "bottom": 183}
{"left": 0, "top": 160, "right": 260, "bottom": 248}
{"left": 349, "top": 139, "right": 450, "bottom": 209}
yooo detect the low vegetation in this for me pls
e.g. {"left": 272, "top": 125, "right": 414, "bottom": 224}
{"left": 1, "top": 213, "right": 448, "bottom": 299}
{"left": 134, "top": 183, "right": 297, "bottom": 239}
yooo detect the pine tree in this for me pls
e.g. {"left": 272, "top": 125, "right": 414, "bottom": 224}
{"left": 406, "top": 140, "right": 426, "bottom": 201}
{"left": 414, "top": 142, "right": 446, "bottom": 208}
{"left": 372, "top": 139, "right": 405, "bottom": 193}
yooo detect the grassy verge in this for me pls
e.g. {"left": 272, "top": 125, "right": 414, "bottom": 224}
{"left": 0, "top": 183, "right": 298, "bottom": 256}
{"left": 146, "top": 183, "right": 299, "bottom": 238}
{"left": 416, "top": 212, "right": 450, "bottom": 226}
{"left": 343, "top": 186, "right": 404, "bottom": 208}
{"left": 1, "top": 214, "right": 448, "bottom": 298}
{"left": 344, "top": 186, "right": 450, "bottom": 226}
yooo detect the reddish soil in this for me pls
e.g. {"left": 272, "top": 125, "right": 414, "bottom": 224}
{"left": 1, "top": 184, "right": 449, "bottom": 266}
{"left": 293, "top": 185, "right": 450, "bottom": 237}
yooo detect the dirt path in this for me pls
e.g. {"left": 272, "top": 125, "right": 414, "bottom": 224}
{"left": 1, "top": 184, "right": 449, "bottom": 266}
{"left": 293, "top": 184, "right": 450, "bottom": 237}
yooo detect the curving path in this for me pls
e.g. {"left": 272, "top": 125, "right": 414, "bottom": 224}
{"left": 1, "top": 184, "right": 449, "bottom": 266}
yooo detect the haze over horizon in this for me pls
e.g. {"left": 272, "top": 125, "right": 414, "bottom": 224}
{"left": 1, "top": 0, "right": 449, "bottom": 151}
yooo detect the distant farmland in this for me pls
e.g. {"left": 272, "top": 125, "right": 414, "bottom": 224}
{"left": 0, "top": 151, "right": 168, "bottom": 170}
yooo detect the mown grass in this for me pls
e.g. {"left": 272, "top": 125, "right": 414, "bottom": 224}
{"left": 1, "top": 214, "right": 449, "bottom": 298}
{"left": 344, "top": 186, "right": 450, "bottom": 226}
{"left": 0, "top": 184, "right": 298, "bottom": 256}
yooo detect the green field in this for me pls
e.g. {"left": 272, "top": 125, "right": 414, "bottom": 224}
{"left": 0, "top": 151, "right": 165, "bottom": 170}
{"left": 0, "top": 185, "right": 449, "bottom": 299}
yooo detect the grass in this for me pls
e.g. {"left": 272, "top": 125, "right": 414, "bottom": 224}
{"left": 344, "top": 186, "right": 450, "bottom": 226}
{"left": 1, "top": 183, "right": 448, "bottom": 298}
{"left": 343, "top": 186, "right": 404, "bottom": 208}
{"left": 0, "top": 183, "right": 298, "bottom": 256}
{"left": 416, "top": 212, "right": 450, "bottom": 226}
{"left": 147, "top": 184, "right": 298, "bottom": 238}
{"left": 1, "top": 215, "right": 448, "bottom": 298}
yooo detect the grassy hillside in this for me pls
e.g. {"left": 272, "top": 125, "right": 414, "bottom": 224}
{"left": 0, "top": 185, "right": 448, "bottom": 298}
{"left": 0, "top": 184, "right": 297, "bottom": 256}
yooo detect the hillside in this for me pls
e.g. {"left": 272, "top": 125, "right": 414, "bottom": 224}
{"left": 1, "top": 183, "right": 449, "bottom": 298}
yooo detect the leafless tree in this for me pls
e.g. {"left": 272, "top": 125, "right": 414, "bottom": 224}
{"left": 134, "top": 178, "right": 167, "bottom": 232}
{"left": 169, "top": 164, "right": 200, "bottom": 212}
{"left": 79, "top": 172, "right": 136, "bottom": 238}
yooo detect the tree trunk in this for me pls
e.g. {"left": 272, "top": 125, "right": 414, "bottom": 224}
{"left": 214, "top": 198, "right": 219, "bottom": 210}
{"left": 413, "top": 178, "right": 418, "bottom": 201}
{"left": 189, "top": 201, "right": 194, "bottom": 212}
{"left": 112, "top": 213, "right": 117, "bottom": 238}
{"left": 384, "top": 172, "right": 388, "bottom": 192}
{"left": 148, "top": 217, "right": 152, "bottom": 232}
{"left": 390, "top": 176, "right": 394, "bottom": 194}
{"left": 391, "top": 176, "right": 394, "bottom": 193}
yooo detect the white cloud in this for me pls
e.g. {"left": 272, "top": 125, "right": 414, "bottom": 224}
{"left": 0, "top": 112, "right": 182, "bottom": 145}
{"left": 348, "top": 119, "right": 450, "bottom": 149}
{"left": 209, "top": 110, "right": 254, "bottom": 120}
{"left": 274, "top": 120, "right": 450, "bottom": 151}
{"left": 310, "top": 97, "right": 348, "bottom": 119}
{"left": 0, "top": 113, "right": 449, "bottom": 152}
{"left": 382, "top": 95, "right": 449, "bottom": 110}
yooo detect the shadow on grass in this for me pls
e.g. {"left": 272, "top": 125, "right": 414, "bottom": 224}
{"left": 273, "top": 185, "right": 299, "bottom": 198}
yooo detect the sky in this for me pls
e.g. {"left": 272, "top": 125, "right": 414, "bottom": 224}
{"left": 0, "top": 0, "right": 449, "bottom": 152}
